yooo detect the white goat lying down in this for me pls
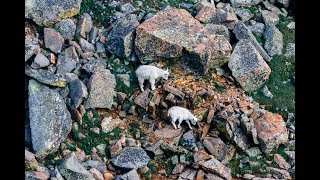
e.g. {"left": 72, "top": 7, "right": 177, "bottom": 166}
{"left": 135, "top": 65, "right": 169, "bottom": 92}
{"left": 168, "top": 106, "right": 198, "bottom": 129}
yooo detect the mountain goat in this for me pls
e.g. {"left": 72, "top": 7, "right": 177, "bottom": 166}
{"left": 135, "top": 65, "right": 169, "bottom": 92}
{"left": 168, "top": 106, "right": 198, "bottom": 129}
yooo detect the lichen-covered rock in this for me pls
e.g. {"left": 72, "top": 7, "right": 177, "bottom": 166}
{"left": 228, "top": 39, "right": 271, "bottom": 91}
{"left": 230, "top": 0, "right": 253, "bottom": 7}
{"left": 135, "top": 8, "right": 231, "bottom": 74}
{"left": 75, "top": 13, "right": 93, "bottom": 39}
{"left": 84, "top": 69, "right": 116, "bottom": 109}
{"left": 25, "top": 65, "right": 67, "bottom": 87}
{"left": 56, "top": 55, "right": 77, "bottom": 74}
{"left": 25, "top": 0, "right": 82, "bottom": 26}
{"left": 28, "top": 79, "right": 71, "bottom": 158}
{"left": 234, "top": 7, "right": 254, "bottom": 22}
{"left": 263, "top": 25, "right": 283, "bottom": 56}
{"left": 199, "top": 159, "right": 232, "bottom": 180}
{"left": 79, "top": 38, "right": 95, "bottom": 53}
{"left": 111, "top": 147, "right": 150, "bottom": 170}
{"left": 57, "top": 153, "right": 94, "bottom": 180}
{"left": 248, "top": 20, "right": 265, "bottom": 37}
{"left": 195, "top": 1, "right": 216, "bottom": 23}
{"left": 233, "top": 20, "right": 271, "bottom": 61}
{"left": 54, "top": 19, "right": 76, "bottom": 40}
{"left": 285, "top": 43, "right": 295, "bottom": 58}
{"left": 254, "top": 112, "right": 289, "bottom": 154}
{"left": 204, "top": 24, "right": 231, "bottom": 42}
{"left": 107, "top": 14, "right": 139, "bottom": 58}
{"left": 68, "top": 77, "right": 88, "bottom": 110}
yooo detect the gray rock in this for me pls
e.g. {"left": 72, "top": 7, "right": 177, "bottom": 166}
{"left": 182, "top": 130, "right": 196, "bottom": 149}
{"left": 262, "top": 0, "right": 283, "bottom": 15}
{"left": 234, "top": 8, "right": 254, "bottom": 22}
{"left": 233, "top": 21, "right": 271, "bottom": 62}
{"left": 111, "top": 147, "right": 150, "bottom": 169}
{"left": 143, "top": 13, "right": 154, "bottom": 21}
{"left": 25, "top": 65, "right": 67, "bottom": 87}
{"left": 264, "top": 25, "right": 283, "bottom": 56}
{"left": 120, "top": 169, "right": 140, "bottom": 180}
{"left": 75, "top": 13, "right": 93, "bottom": 39}
{"left": 84, "top": 69, "right": 116, "bottom": 109}
{"left": 107, "top": 14, "right": 140, "bottom": 58}
{"left": 248, "top": 20, "right": 265, "bottom": 37}
{"left": 31, "top": 53, "right": 50, "bottom": 69}
{"left": 252, "top": 0, "right": 262, "bottom": 5}
{"left": 100, "top": 116, "right": 121, "bottom": 133}
{"left": 228, "top": 39, "right": 271, "bottom": 91}
{"left": 52, "top": 167, "right": 64, "bottom": 180}
{"left": 25, "top": 149, "right": 39, "bottom": 170}
{"left": 81, "top": 58, "right": 107, "bottom": 75}
{"left": 56, "top": 55, "right": 77, "bottom": 74}
{"left": 284, "top": 43, "right": 295, "bottom": 58}
{"left": 121, "top": 3, "right": 136, "bottom": 14}
{"left": 261, "top": 85, "right": 273, "bottom": 98}
{"left": 28, "top": 79, "right": 71, "bottom": 158}
{"left": 79, "top": 38, "right": 95, "bottom": 53}
{"left": 54, "top": 19, "right": 76, "bottom": 40}
{"left": 96, "top": 42, "right": 106, "bottom": 53}
{"left": 245, "top": 147, "right": 262, "bottom": 157}
{"left": 230, "top": 0, "right": 253, "bottom": 7}
{"left": 25, "top": 40, "right": 40, "bottom": 62}
{"left": 204, "top": 24, "right": 231, "bottom": 42}
{"left": 266, "top": 167, "right": 291, "bottom": 179}
{"left": 69, "top": 77, "right": 88, "bottom": 109}
{"left": 89, "top": 27, "right": 99, "bottom": 44}
{"left": 82, "top": 160, "right": 107, "bottom": 173}
{"left": 261, "top": 10, "right": 279, "bottom": 25}
{"left": 276, "top": 0, "right": 290, "bottom": 8}
{"left": 116, "top": 74, "right": 131, "bottom": 88}
{"left": 58, "top": 153, "right": 94, "bottom": 180}
{"left": 44, "top": 28, "right": 64, "bottom": 53}
{"left": 202, "top": 137, "right": 235, "bottom": 162}
{"left": 25, "top": 0, "right": 82, "bottom": 26}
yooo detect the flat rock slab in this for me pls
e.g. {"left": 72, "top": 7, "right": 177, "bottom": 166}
{"left": 199, "top": 159, "right": 232, "bottom": 180}
{"left": 84, "top": 69, "right": 116, "bottom": 109}
{"left": 154, "top": 126, "right": 183, "bottom": 139}
{"left": 111, "top": 147, "right": 150, "bottom": 170}
{"left": 135, "top": 8, "right": 231, "bottom": 74}
{"left": 25, "top": 0, "right": 82, "bottom": 26}
{"left": 28, "top": 79, "right": 71, "bottom": 159}
{"left": 228, "top": 39, "right": 271, "bottom": 91}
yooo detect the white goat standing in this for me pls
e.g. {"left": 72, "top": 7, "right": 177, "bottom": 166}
{"left": 135, "top": 65, "right": 169, "bottom": 92}
{"left": 167, "top": 106, "right": 198, "bottom": 129}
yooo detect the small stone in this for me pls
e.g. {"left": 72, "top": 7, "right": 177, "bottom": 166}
{"left": 96, "top": 42, "right": 106, "bottom": 53}
{"left": 171, "top": 155, "right": 179, "bottom": 165}
{"left": 264, "top": 25, "right": 283, "bottom": 56}
{"left": 54, "top": 19, "right": 76, "bottom": 40}
{"left": 172, "top": 164, "right": 184, "bottom": 175}
{"left": 274, "top": 154, "right": 291, "bottom": 170}
{"left": 121, "top": 3, "right": 136, "bottom": 14}
{"left": 254, "top": 112, "right": 289, "bottom": 154}
{"left": 284, "top": 43, "right": 295, "bottom": 58}
{"left": 287, "top": 22, "right": 295, "bottom": 30}
{"left": 230, "top": 0, "right": 253, "bottom": 7}
{"left": 261, "top": 85, "right": 273, "bottom": 98}
{"left": 68, "top": 76, "right": 88, "bottom": 109}
{"left": 154, "top": 126, "right": 183, "bottom": 139}
{"left": 134, "top": 89, "right": 150, "bottom": 109}
{"left": 101, "top": 117, "right": 121, "bottom": 133}
{"left": 111, "top": 147, "right": 150, "bottom": 169}
{"left": 25, "top": 149, "right": 39, "bottom": 170}
{"left": 199, "top": 159, "right": 232, "bottom": 180}
{"left": 202, "top": 137, "right": 235, "bottom": 162}
{"left": 57, "top": 153, "right": 94, "bottom": 180}
{"left": 193, "top": 150, "right": 211, "bottom": 163}
{"left": 79, "top": 38, "right": 95, "bottom": 52}
{"left": 121, "top": 169, "right": 140, "bottom": 179}
{"left": 261, "top": 10, "right": 279, "bottom": 25}
{"left": 234, "top": 8, "right": 254, "bottom": 22}
{"left": 31, "top": 53, "right": 50, "bottom": 69}
{"left": 89, "top": 168, "right": 104, "bottom": 180}
{"left": 75, "top": 13, "right": 93, "bottom": 39}
{"left": 44, "top": 28, "right": 64, "bottom": 53}
{"left": 103, "top": 172, "right": 114, "bottom": 180}
{"left": 82, "top": 160, "right": 107, "bottom": 173}
{"left": 182, "top": 130, "right": 196, "bottom": 149}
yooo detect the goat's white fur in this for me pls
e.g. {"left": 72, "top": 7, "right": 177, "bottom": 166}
{"left": 167, "top": 106, "right": 198, "bottom": 129}
{"left": 135, "top": 65, "right": 169, "bottom": 92}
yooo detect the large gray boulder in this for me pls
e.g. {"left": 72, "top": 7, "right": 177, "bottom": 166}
{"left": 28, "top": 79, "right": 71, "bottom": 159}
{"left": 264, "top": 25, "right": 283, "bottom": 56}
{"left": 25, "top": 65, "right": 67, "bottom": 87}
{"left": 111, "top": 147, "right": 150, "bottom": 170}
{"left": 57, "top": 153, "right": 94, "bottom": 180}
{"left": 228, "top": 39, "right": 271, "bottom": 91}
{"left": 84, "top": 69, "right": 116, "bottom": 109}
{"left": 233, "top": 20, "right": 271, "bottom": 62}
{"left": 25, "top": 0, "right": 82, "bottom": 26}
{"left": 107, "top": 14, "right": 140, "bottom": 58}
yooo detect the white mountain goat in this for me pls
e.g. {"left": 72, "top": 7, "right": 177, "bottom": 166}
{"left": 135, "top": 65, "right": 169, "bottom": 92}
{"left": 168, "top": 106, "right": 198, "bottom": 129}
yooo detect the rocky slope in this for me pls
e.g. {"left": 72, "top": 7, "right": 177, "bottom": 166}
{"left": 25, "top": 0, "right": 295, "bottom": 179}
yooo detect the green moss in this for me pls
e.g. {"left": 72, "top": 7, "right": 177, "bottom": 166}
{"left": 244, "top": 6, "right": 258, "bottom": 14}
{"left": 51, "top": 80, "right": 67, "bottom": 87}
{"left": 128, "top": 122, "right": 141, "bottom": 139}
{"left": 165, "top": 158, "right": 175, "bottom": 175}
{"left": 141, "top": 161, "right": 157, "bottom": 177}
{"left": 254, "top": 34, "right": 265, "bottom": 45}
{"left": 43, "top": 149, "right": 63, "bottom": 167}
